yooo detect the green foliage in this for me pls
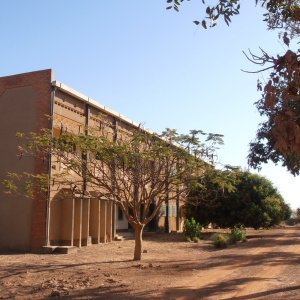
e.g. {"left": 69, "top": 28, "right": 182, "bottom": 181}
{"left": 3, "top": 172, "right": 49, "bottom": 198}
{"left": 297, "top": 207, "right": 300, "bottom": 221}
{"left": 211, "top": 233, "right": 230, "bottom": 249}
{"left": 282, "top": 203, "right": 292, "bottom": 221}
{"left": 2, "top": 175, "right": 18, "bottom": 194}
{"left": 230, "top": 226, "right": 246, "bottom": 243}
{"left": 286, "top": 208, "right": 300, "bottom": 225}
{"left": 186, "top": 166, "right": 238, "bottom": 227}
{"left": 4, "top": 127, "right": 224, "bottom": 207}
{"left": 187, "top": 168, "right": 290, "bottom": 229}
{"left": 192, "top": 236, "right": 200, "bottom": 243}
{"left": 4, "top": 126, "right": 223, "bottom": 261}
{"left": 211, "top": 226, "right": 246, "bottom": 249}
{"left": 262, "top": 196, "right": 283, "bottom": 226}
{"left": 285, "top": 217, "right": 299, "bottom": 226}
{"left": 184, "top": 218, "right": 202, "bottom": 240}
{"left": 166, "top": 0, "right": 241, "bottom": 27}
{"left": 166, "top": 0, "right": 300, "bottom": 31}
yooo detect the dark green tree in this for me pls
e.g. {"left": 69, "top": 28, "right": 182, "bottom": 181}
{"left": 187, "top": 168, "right": 291, "bottom": 228}
{"left": 186, "top": 166, "right": 238, "bottom": 226}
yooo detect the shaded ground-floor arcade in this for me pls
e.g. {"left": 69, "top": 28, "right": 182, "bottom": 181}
{"left": 47, "top": 191, "right": 116, "bottom": 249}
{"left": 115, "top": 200, "right": 185, "bottom": 234}
{"left": 47, "top": 194, "right": 184, "bottom": 249}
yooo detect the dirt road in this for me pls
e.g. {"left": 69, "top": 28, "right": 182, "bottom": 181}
{"left": 0, "top": 226, "right": 299, "bottom": 299}
{"left": 165, "top": 226, "right": 300, "bottom": 299}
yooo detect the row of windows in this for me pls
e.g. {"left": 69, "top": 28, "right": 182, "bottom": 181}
{"left": 117, "top": 205, "right": 178, "bottom": 221}
{"left": 160, "top": 204, "right": 178, "bottom": 217}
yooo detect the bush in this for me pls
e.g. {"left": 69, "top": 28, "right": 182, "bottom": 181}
{"left": 230, "top": 226, "right": 247, "bottom": 243}
{"left": 184, "top": 218, "right": 202, "bottom": 241}
{"left": 192, "top": 237, "right": 200, "bottom": 243}
{"left": 285, "top": 218, "right": 299, "bottom": 226}
{"left": 211, "top": 233, "right": 230, "bottom": 248}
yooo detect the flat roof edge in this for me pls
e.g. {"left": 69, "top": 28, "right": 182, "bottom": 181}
{"left": 52, "top": 80, "right": 151, "bottom": 132}
{"left": 0, "top": 69, "right": 53, "bottom": 80}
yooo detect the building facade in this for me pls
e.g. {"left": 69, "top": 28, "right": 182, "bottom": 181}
{"left": 0, "top": 70, "right": 183, "bottom": 252}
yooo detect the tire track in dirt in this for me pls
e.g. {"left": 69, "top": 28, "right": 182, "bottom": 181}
{"left": 164, "top": 227, "right": 300, "bottom": 300}
{"left": 224, "top": 227, "right": 300, "bottom": 300}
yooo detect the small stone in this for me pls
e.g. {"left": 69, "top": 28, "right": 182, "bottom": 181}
{"left": 148, "top": 263, "right": 153, "bottom": 268}
{"left": 106, "top": 278, "right": 118, "bottom": 283}
{"left": 143, "top": 249, "right": 148, "bottom": 253}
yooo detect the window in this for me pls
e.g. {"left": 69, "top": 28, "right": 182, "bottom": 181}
{"left": 118, "top": 207, "right": 123, "bottom": 220}
{"left": 172, "top": 205, "right": 177, "bottom": 217}
{"left": 160, "top": 204, "right": 177, "bottom": 217}
{"left": 160, "top": 204, "right": 166, "bottom": 217}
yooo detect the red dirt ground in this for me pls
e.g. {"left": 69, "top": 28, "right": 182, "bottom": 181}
{"left": 1, "top": 226, "right": 300, "bottom": 299}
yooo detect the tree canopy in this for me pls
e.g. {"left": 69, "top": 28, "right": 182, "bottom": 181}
{"left": 167, "top": 0, "right": 300, "bottom": 175}
{"left": 4, "top": 126, "right": 223, "bottom": 260}
{"left": 187, "top": 168, "right": 291, "bottom": 228}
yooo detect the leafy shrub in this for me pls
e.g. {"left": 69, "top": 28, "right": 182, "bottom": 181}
{"left": 211, "top": 233, "right": 230, "bottom": 248}
{"left": 184, "top": 218, "right": 202, "bottom": 241}
{"left": 285, "top": 218, "right": 299, "bottom": 226}
{"left": 192, "top": 237, "right": 200, "bottom": 243}
{"left": 230, "top": 226, "right": 247, "bottom": 243}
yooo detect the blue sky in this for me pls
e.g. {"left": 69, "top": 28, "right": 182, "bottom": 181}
{"left": 1, "top": 1, "right": 299, "bottom": 209}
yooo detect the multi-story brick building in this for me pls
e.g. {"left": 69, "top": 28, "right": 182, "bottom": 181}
{"left": 0, "top": 70, "right": 183, "bottom": 252}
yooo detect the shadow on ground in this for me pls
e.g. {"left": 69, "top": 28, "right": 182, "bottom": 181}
{"left": 161, "top": 279, "right": 300, "bottom": 300}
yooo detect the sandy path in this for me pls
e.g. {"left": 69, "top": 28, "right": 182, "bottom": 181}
{"left": 164, "top": 227, "right": 300, "bottom": 299}
{"left": 0, "top": 226, "right": 299, "bottom": 299}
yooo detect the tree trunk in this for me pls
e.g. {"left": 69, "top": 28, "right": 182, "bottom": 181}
{"left": 133, "top": 224, "right": 144, "bottom": 261}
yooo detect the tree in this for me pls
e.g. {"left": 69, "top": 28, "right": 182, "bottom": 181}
{"left": 186, "top": 166, "right": 238, "bottom": 226}
{"left": 166, "top": 0, "right": 300, "bottom": 175}
{"left": 3, "top": 127, "right": 223, "bottom": 260}
{"left": 248, "top": 47, "right": 300, "bottom": 175}
{"left": 187, "top": 168, "right": 291, "bottom": 228}
{"left": 296, "top": 207, "right": 300, "bottom": 220}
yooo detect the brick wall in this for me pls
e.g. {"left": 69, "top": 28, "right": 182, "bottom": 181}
{"left": 0, "top": 69, "right": 52, "bottom": 251}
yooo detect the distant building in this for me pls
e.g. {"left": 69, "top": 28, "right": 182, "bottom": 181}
{"left": 0, "top": 70, "right": 183, "bottom": 252}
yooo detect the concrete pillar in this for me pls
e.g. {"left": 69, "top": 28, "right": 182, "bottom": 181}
{"left": 176, "top": 195, "right": 180, "bottom": 232}
{"left": 106, "top": 201, "right": 112, "bottom": 242}
{"left": 60, "top": 196, "right": 74, "bottom": 246}
{"left": 100, "top": 200, "right": 107, "bottom": 243}
{"left": 90, "top": 198, "right": 100, "bottom": 244}
{"left": 81, "top": 198, "right": 90, "bottom": 246}
{"left": 112, "top": 203, "right": 116, "bottom": 239}
{"left": 49, "top": 196, "right": 61, "bottom": 246}
{"left": 73, "top": 197, "right": 82, "bottom": 247}
{"left": 45, "top": 198, "right": 51, "bottom": 246}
